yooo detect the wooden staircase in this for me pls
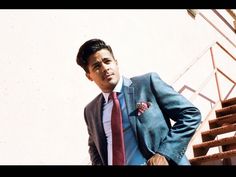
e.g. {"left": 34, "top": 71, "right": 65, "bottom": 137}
{"left": 189, "top": 97, "right": 236, "bottom": 165}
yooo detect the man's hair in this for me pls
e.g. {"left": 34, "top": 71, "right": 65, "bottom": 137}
{"left": 76, "top": 38, "right": 114, "bottom": 73}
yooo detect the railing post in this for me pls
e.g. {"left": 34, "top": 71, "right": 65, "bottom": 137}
{"left": 210, "top": 47, "right": 222, "bottom": 102}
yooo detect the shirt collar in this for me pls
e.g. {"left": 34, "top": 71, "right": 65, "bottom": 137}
{"left": 102, "top": 76, "right": 123, "bottom": 103}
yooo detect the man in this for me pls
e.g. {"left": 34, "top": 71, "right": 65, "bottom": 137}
{"left": 76, "top": 38, "right": 201, "bottom": 165}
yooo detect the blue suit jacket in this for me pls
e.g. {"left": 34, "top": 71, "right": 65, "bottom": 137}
{"left": 84, "top": 72, "right": 201, "bottom": 165}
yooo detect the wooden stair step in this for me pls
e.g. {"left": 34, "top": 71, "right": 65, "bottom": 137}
{"left": 190, "top": 149, "right": 236, "bottom": 165}
{"left": 201, "top": 123, "right": 236, "bottom": 142}
{"left": 215, "top": 105, "right": 236, "bottom": 117}
{"left": 222, "top": 97, "right": 236, "bottom": 108}
{"left": 193, "top": 136, "right": 236, "bottom": 157}
{"left": 209, "top": 113, "right": 236, "bottom": 129}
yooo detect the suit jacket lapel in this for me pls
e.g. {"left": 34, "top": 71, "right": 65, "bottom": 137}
{"left": 123, "top": 77, "right": 138, "bottom": 140}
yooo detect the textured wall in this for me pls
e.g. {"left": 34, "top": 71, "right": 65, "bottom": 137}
{"left": 0, "top": 10, "right": 235, "bottom": 164}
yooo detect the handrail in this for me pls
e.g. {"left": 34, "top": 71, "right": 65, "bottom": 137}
{"left": 210, "top": 43, "right": 236, "bottom": 102}
{"left": 176, "top": 41, "right": 236, "bottom": 153}
{"left": 171, "top": 42, "right": 216, "bottom": 86}
{"left": 190, "top": 69, "right": 217, "bottom": 102}
{"left": 176, "top": 41, "right": 236, "bottom": 105}
{"left": 216, "top": 41, "right": 236, "bottom": 62}
{"left": 178, "top": 85, "right": 215, "bottom": 104}
{"left": 212, "top": 10, "right": 236, "bottom": 34}
{"left": 198, "top": 11, "right": 236, "bottom": 49}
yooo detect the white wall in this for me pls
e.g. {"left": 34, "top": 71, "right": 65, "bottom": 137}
{"left": 0, "top": 9, "right": 235, "bottom": 164}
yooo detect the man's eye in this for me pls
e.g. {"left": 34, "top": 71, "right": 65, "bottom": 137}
{"left": 93, "top": 64, "right": 100, "bottom": 70}
{"left": 105, "top": 60, "right": 111, "bottom": 64}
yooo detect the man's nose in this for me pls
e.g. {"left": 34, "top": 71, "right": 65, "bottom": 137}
{"left": 101, "top": 63, "right": 109, "bottom": 72}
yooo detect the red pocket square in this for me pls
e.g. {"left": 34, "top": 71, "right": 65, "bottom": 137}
{"left": 136, "top": 101, "right": 151, "bottom": 116}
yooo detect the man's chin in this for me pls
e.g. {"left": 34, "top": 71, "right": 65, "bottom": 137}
{"left": 106, "top": 79, "right": 117, "bottom": 85}
{"left": 106, "top": 78, "right": 118, "bottom": 86}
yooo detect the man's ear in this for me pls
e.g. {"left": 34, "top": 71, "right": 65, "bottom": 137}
{"left": 86, "top": 72, "right": 93, "bottom": 81}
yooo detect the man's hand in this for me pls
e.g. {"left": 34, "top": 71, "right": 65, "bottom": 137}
{"left": 147, "top": 153, "right": 169, "bottom": 165}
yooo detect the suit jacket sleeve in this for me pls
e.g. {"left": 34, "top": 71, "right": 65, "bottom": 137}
{"left": 149, "top": 72, "right": 201, "bottom": 163}
{"left": 84, "top": 107, "right": 103, "bottom": 165}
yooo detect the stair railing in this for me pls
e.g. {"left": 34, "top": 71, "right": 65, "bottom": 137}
{"left": 171, "top": 41, "right": 236, "bottom": 147}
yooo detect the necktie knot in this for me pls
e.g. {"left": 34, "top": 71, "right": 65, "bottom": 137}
{"left": 110, "top": 92, "right": 118, "bottom": 101}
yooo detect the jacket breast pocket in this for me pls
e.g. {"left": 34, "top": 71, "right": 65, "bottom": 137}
{"left": 137, "top": 107, "right": 157, "bottom": 124}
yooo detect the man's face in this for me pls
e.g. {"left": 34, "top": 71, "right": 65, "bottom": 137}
{"left": 86, "top": 49, "right": 120, "bottom": 93}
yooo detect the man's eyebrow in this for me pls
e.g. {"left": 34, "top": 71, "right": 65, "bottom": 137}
{"left": 101, "top": 57, "right": 112, "bottom": 62}
{"left": 90, "top": 57, "right": 111, "bottom": 67}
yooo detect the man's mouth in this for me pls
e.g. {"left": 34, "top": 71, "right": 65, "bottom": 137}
{"left": 104, "top": 73, "right": 113, "bottom": 80}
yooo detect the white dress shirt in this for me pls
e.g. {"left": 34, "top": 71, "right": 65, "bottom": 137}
{"left": 102, "top": 77, "right": 123, "bottom": 165}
